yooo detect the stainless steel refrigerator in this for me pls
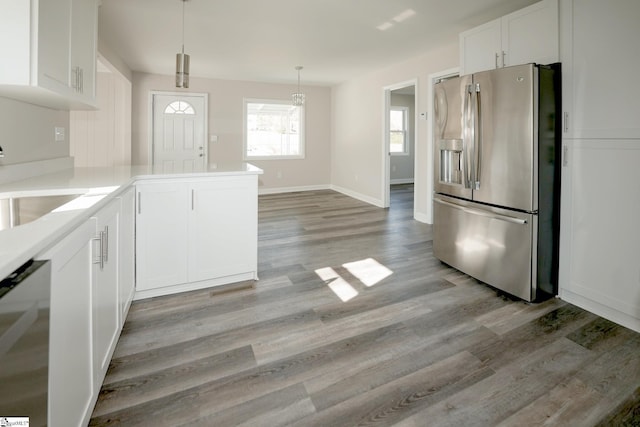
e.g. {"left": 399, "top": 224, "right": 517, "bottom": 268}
{"left": 433, "top": 63, "right": 560, "bottom": 302}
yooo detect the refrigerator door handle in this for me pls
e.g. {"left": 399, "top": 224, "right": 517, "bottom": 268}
{"left": 434, "top": 198, "right": 528, "bottom": 225}
{"left": 463, "top": 85, "right": 473, "bottom": 189}
{"left": 474, "top": 83, "right": 482, "bottom": 190}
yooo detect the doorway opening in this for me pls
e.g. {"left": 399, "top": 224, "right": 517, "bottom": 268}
{"left": 150, "top": 92, "right": 208, "bottom": 172}
{"left": 383, "top": 80, "right": 417, "bottom": 211}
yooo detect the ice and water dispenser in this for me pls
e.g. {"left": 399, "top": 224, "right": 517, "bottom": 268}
{"left": 438, "top": 139, "right": 463, "bottom": 185}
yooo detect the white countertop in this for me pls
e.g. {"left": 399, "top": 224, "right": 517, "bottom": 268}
{"left": 0, "top": 163, "right": 263, "bottom": 279}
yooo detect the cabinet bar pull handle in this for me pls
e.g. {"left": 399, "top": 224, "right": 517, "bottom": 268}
{"left": 502, "top": 50, "right": 506, "bottom": 67}
{"left": 563, "top": 112, "right": 569, "bottom": 133}
{"left": 495, "top": 53, "right": 499, "bottom": 69}
{"left": 137, "top": 192, "right": 141, "bottom": 214}
{"left": 103, "top": 226, "right": 109, "bottom": 263}
{"left": 191, "top": 189, "right": 195, "bottom": 210}
{"left": 92, "top": 236, "right": 103, "bottom": 268}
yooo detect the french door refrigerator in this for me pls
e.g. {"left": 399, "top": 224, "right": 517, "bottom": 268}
{"left": 433, "top": 63, "right": 560, "bottom": 302}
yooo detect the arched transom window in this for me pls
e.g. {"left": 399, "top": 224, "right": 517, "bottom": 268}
{"left": 164, "top": 101, "right": 195, "bottom": 115}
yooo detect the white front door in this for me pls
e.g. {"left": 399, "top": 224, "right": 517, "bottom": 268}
{"left": 152, "top": 93, "right": 207, "bottom": 171}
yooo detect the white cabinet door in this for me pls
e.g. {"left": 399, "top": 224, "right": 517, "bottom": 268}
{"left": 136, "top": 181, "right": 189, "bottom": 290}
{"left": 70, "top": 0, "right": 97, "bottom": 101}
{"left": 459, "top": 0, "right": 558, "bottom": 75}
{"left": 118, "top": 187, "right": 136, "bottom": 325}
{"left": 502, "top": 0, "right": 558, "bottom": 68}
{"left": 37, "top": 0, "right": 72, "bottom": 95}
{"left": 459, "top": 18, "right": 502, "bottom": 75}
{"left": 135, "top": 177, "right": 259, "bottom": 298}
{"left": 560, "top": 0, "right": 640, "bottom": 139}
{"left": 189, "top": 177, "right": 257, "bottom": 282}
{"left": 0, "top": 0, "right": 97, "bottom": 109}
{"left": 38, "top": 218, "right": 96, "bottom": 427}
{"left": 92, "top": 199, "right": 120, "bottom": 387}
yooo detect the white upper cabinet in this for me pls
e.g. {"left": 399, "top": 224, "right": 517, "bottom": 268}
{"left": 460, "top": 0, "right": 559, "bottom": 75}
{"left": 460, "top": 19, "right": 502, "bottom": 75}
{"left": 0, "top": 0, "right": 98, "bottom": 109}
{"left": 560, "top": 0, "right": 640, "bottom": 139}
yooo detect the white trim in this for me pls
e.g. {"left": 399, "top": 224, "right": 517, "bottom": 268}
{"left": 560, "top": 288, "right": 640, "bottom": 333}
{"left": 330, "top": 184, "right": 384, "bottom": 208}
{"left": 390, "top": 178, "right": 414, "bottom": 185}
{"left": 382, "top": 79, "right": 418, "bottom": 210}
{"left": 148, "top": 91, "right": 209, "bottom": 167}
{"left": 413, "top": 212, "right": 429, "bottom": 224}
{"left": 258, "top": 184, "right": 330, "bottom": 195}
{"left": 425, "top": 67, "right": 459, "bottom": 224}
{"left": 134, "top": 272, "right": 256, "bottom": 301}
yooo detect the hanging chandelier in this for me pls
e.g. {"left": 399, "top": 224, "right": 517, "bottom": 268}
{"left": 292, "top": 66, "right": 305, "bottom": 106}
{"left": 176, "top": 0, "right": 190, "bottom": 88}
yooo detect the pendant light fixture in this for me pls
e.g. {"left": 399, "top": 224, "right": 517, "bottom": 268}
{"left": 292, "top": 66, "right": 305, "bottom": 106}
{"left": 176, "top": 0, "right": 190, "bottom": 88}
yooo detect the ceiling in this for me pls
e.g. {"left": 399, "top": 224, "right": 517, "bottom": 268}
{"left": 98, "top": 0, "right": 539, "bottom": 86}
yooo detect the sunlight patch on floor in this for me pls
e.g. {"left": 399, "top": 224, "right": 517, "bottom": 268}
{"left": 315, "top": 266, "right": 359, "bottom": 302}
{"left": 343, "top": 258, "right": 393, "bottom": 287}
{"left": 315, "top": 258, "right": 394, "bottom": 302}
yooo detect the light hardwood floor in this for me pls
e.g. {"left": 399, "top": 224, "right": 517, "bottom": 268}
{"left": 90, "top": 185, "right": 640, "bottom": 426}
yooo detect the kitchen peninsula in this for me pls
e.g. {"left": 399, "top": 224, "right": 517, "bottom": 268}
{"left": 0, "top": 161, "right": 262, "bottom": 426}
{"left": 0, "top": 162, "right": 263, "bottom": 283}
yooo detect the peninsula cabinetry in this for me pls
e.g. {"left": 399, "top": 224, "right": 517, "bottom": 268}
{"left": 460, "top": 0, "right": 558, "bottom": 75}
{"left": 37, "top": 191, "right": 133, "bottom": 426}
{"left": 135, "top": 175, "right": 258, "bottom": 299}
{"left": 38, "top": 218, "right": 96, "bottom": 427}
{"left": 91, "top": 199, "right": 121, "bottom": 390}
{"left": 0, "top": 0, "right": 98, "bottom": 109}
{"left": 118, "top": 187, "right": 136, "bottom": 325}
{"left": 558, "top": 0, "right": 640, "bottom": 333}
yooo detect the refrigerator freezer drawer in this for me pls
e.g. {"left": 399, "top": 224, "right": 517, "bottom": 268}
{"left": 433, "top": 196, "right": 537, "bottom": 301}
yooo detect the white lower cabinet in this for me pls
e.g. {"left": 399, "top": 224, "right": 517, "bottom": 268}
{"left": 38, "top": 218, "right": 96, "bottom": 427}
{"left": 135, "top": 180, "right": 189, "bottom": 290}
{"left": 118, "top": 187, "right": 136, "bottom": 326}
{"left": 135, "top": 176, "right": 258, "bottom": 298}
{"left": 91, "top": 198, "right": 120, "bottom": 388}
{"left": 37, "top": 190, "right": 133, "bottom": 426}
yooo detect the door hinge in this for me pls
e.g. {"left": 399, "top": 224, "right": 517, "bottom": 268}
{"left": 562, "top": 145, "right": 569, "bottom": 167}
{"left": 563, "top": 112, "right": 569, "bottom": 133}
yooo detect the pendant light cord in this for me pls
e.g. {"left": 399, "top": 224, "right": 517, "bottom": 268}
{"left": 181, "top": 0, "right": 185, "bottom": 55}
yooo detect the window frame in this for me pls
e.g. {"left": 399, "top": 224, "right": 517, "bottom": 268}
{"left": 243, "top": 98, "right": 306, "bottom": 160}
{"left": 389, "top": 106, "right": 409, "bottom": 156}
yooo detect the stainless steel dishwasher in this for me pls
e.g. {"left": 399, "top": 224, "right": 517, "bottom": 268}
{"left": 0, "top": 259, "right": 51, "bottom": 427}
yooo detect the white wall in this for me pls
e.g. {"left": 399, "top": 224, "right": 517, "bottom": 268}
{"left": 390, "top": 92, "right": 415, "bottom": 183}
{"left": 0, "top": 97, "right": 69, "bottom": 171}
{"left": 131, "top": 73, "right": 332, "bottom": 191}
{"left": 331, "top": 40, "right": 458, "bottom": 217}
{"left": 71, "top": 66, "right": 132, "bottom": 167}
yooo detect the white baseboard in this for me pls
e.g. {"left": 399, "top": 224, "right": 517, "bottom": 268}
{"left": 258, "top": 184, "right": 330, "bottom": 195}
{"left": 390, "top": 178, "right": 415, "bottom": 185}
{"left": 134, "top": 272, "right": 257, "bottom": 301}
{"left": 330, "top": 184, "right": 384, "bottom": 208}
{"left": 0, "top": 157, "right": 74, "bottom": 185}
{"left": 559, "top": 288, "right": 640, "bottom": 333}
{"left": 413, "top": 211, "right": 430, "bottom": 224}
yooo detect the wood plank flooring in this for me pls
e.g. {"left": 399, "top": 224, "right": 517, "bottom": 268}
{"left": 90, "top": 185, "right": 640, "bottom": 426}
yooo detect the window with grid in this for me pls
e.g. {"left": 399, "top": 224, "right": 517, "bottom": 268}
{"left": 244, "top": 99, "right": 305, "bottom": 159}
{"left": 390, "top": 106, "right": 409, "bottom": 155}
